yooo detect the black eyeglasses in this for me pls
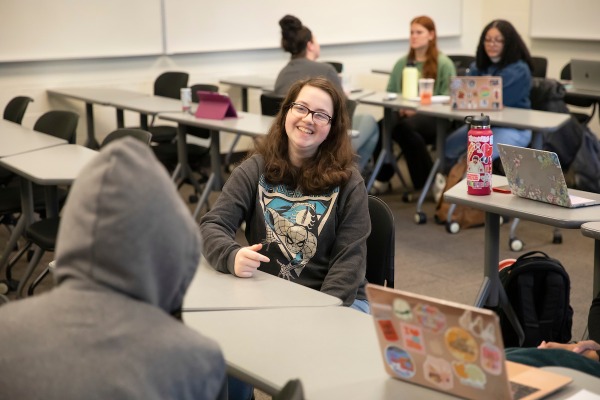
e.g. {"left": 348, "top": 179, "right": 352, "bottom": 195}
{"left": 288, "top": 102, "right": 332, "bottom": 126}
{"left": 484, "top": 37, "right": 504, "bottom": 45}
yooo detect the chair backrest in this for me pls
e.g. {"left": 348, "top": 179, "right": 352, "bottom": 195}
{"left": 365, "top": 195, "right": 395, "bottom": 288}
{"left": 261, "top": 93, "right": 285, "bottom": 116}
{"left": 324, "top": 61, "right": 343, "bottom": 73}
{"left": 448, "top": 54, "right": 475, "bottom": 76}
{"left": 154, "top": 71, "right": 189, "bottom": 99}
{"left": 190, "top": 83, "right": 219, "bottom": 102}
{"left": 4, "top": 96, "right": 34, "bottom": 124}
{"left": 33, "top": 111, "right": 79, "bottom": 144}
{"left": 531, "top": 56, "right": 548, "bottom": 78}
{"left": 101, "top": 128, "right": 152, "bottom": 148}
{"left": 560, "top": 62, "right": 596, "bottom": 119}
{"left": 345, "top": 99, "right": 357, "bottom": 120}
{"left": 272, "top": 379, "right": 305, "bottom": 400}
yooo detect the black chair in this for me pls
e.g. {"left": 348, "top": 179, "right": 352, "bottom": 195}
{"left": 324, "top": 61, "right": 343, "bottom": 73}
{"left": 4, "top": 96, "right": 33, "bottom": 124}
{"left": 448, "top": 54, "right": 475, "bottom": 76}
{"left": 141, "top": 71, "right": 189, "bottom": 144}
{"left": 260, "top": 93, "right": 285, "bottom": 116}
{"left": 531, "top": 56, "right": 548, "bottom": 78}
{"left": 365, "top": 195, "right": 395, "bottom": 287}
{"left": 272, "top": 379, "right": 305, "bottom": 400}
{"left": 16, "top": 128, "right": 152, "bottom": 297}
{"left": 101, "top": 128, "right": 152, "bottom": 147}
{"left": 2, "top": 110, "right": 79, "bottom": 294}
{"left": 33, "top": 110, "right": 79, "bottom": 143}
{"left": 152, "top": 84, "right": 215, "bottom": 203}
{"left": 561, "top": 62, "right": 597, "bottom": 125}
{"left": 0, "top": 96, "right": 34, "bottom": 186}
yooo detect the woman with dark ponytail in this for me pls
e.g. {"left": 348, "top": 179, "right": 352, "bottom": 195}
{"left": 274, "top": 15, "right": 379, "bottom": 174}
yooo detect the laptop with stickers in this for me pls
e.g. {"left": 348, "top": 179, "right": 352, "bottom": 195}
{"left": 366, "top": 284, "right": 572, "bottom": 400}
{"left": 449, "top": 76, "right": 503, "bottom": 110}
{"left": 497, "top": 144, "right": 600, "bottom": 208}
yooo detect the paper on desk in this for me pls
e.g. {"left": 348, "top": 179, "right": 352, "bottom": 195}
{"left": 566, "top": 389, "right": 600, "bottom": 400}
{"left": 406, "top": 95, "right": 450, "bottom": 103}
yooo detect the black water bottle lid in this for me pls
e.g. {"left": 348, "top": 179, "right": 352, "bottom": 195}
{"left": 464, "top": 113, "right": 490, "bottom": 127}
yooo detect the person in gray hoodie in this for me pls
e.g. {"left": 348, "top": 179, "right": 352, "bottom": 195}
{"left": 0, "top": 138, "right": 226, "bottom": 399}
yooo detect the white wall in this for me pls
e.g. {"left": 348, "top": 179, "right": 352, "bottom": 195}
{"left": 0, "top": 0, "right": 598, "bottom": 147}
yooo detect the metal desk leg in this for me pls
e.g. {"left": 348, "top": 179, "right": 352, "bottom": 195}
{"left": 477, "top": 212, "right": 525, "bottom": 345}
{"left": 365, "top": 107, "right": 407, "bottom": 191}
{"left": 241, "top": 88, "right": 249, "bottom": 112}
{"left": 174, "top": 124, "right": 204, "bottom": 203}
{"left": 116, "top": 108, "right": 125, "bottom": 128}
{"left": 415, "top": 118, "right": 447, "bottom": 222}
{"left": 84, "top": 103, "right": 100, "bottom": 149}
{"left": 192, "top": 130, "right": 222, "bottom": 219}
{"left": 594, "top": 240, "right": 600, "bottom": 298}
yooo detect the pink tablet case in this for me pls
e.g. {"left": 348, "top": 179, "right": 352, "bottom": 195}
{"left": 195, "top": 91, "right": 238, "bottom": 120}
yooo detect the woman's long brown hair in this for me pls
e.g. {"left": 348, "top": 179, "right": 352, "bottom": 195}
{"left": 254, "top": 77, "right": 354, "bottom": 194}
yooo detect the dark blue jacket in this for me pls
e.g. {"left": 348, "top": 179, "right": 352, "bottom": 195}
{"left": 469, "top": 60, "right": 532, "bottom": 109}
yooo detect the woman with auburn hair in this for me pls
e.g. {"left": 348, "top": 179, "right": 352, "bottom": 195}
{"left": 371, "top": 15, "right": 456, "bottom": 194}
{"left": 201, "top": 77, "right": 370, "bottom": 311}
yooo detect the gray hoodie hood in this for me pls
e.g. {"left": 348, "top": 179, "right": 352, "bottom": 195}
{"left": 54, "top": 137, "right": 201, "bottom": 313}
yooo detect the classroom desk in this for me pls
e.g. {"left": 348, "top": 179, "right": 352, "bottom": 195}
{"left": 219, "top": 75, "right": 373, "bottom": 111}
{"left": 184, "top": 306, "right": 598, "bottom": 399}
{"left": 158, "top": 111, "right": 273, "bottom": 218}
{"left": 581, "top": 222, "right": 600, "bottom": 298}
{"left": 413, "top": 104, "right": 571, "bottom": 224}
{"left": 0, "top": 145, "right": 98, "bottom": 285}
{"left": 183, "top": 258, "right": 341, "bottom": 311}
{"left": 0, "top": 119, "right": 67, "bottom": 157}
{"left": 219, "top": 75, "right": 276, "bottom": 111}
{"left": 372, "top": 67, "right": 392, "bottom": 75}
{"left": 47, "top": 87, "right": 148, "bottom": 149}
{"left": 444, "top": 176, "right": 600, "bottom": 341}
{"left": 107, "top": 94, "right": 183, "bottom": 130}
{"left": 356, "top": 92, "right": 419, "bottom": 191}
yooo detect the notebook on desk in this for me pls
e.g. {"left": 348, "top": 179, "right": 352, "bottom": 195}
{"left": 449, "top": 76, "right": 503, "bottom": 110}
{"left": 497, "top": 144, "right": 600, "bottom": 208}
{"left": 571, "top": 59, "right": 600, "bottom": 92}
{"left": 195, "top": 91, "right": 238, "bottom": 120}
{"left": 366, "top": 284, "right": 572, "bottom": 400}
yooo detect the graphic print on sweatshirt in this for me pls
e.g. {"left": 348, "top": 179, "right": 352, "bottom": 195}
{"left": 258, "top": 177, "right": 338, "bottom": 280}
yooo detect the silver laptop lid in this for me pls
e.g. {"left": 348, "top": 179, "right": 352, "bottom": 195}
{"left": 571, "top": 59, "right": 600, "bottom": 92}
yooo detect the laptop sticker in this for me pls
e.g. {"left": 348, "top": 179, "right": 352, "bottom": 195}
{"left": 378, "top": 319, "right": 399, "bottom": 341}
{"left": 414, "top": 303, "right": 446, "bottom": 333}
{"left": 452, "top": 362, "right": 487, "bottom": 389}
{"left": 393, "top": 298, "right": 413, "bottom": 321}
{"left": 385, "top": 346, "right": 416, "bottom": 379}
{"left": 424, "top": 356, "right": 454, "bottom": 390}
{"left": 400, "top": 322, "right": 426, "bottom": 354}
{"left": 445, "top": 326, "right": 478, "bottom": 362}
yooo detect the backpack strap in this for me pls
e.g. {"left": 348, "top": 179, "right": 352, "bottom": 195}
{"left": 540, "top": 272, "right": 564, "bottom": 341}
{"left": 516, "top": 273, "right": 541, "bottom": 346}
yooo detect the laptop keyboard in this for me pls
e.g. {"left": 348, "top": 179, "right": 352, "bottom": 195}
{"left": 510, "top": 381, "right": 539, "bottom": 399}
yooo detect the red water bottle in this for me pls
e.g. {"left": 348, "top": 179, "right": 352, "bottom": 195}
{"left": 465, "top": 113, "right": 493, "bottom": 195}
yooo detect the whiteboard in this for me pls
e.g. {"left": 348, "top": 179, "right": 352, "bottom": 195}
{"left": 164, "top": 0, "right": 462, "bottom": 54}
{"left": 530, "top": 0, "right": 600, "bottom": 41}
{"left": 0, "top": 0, "right": 163, "bottom": 62}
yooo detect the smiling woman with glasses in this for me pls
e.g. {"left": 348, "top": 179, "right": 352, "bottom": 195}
{"left": 445, "top": 19, "right": 534, "bottom": 172}
{"left": 288, "top": 102, "right": 332, "bottom": 126}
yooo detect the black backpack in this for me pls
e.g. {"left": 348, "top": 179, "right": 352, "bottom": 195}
{"left": 498, "top": 251, "right": 573, "bottom": 348}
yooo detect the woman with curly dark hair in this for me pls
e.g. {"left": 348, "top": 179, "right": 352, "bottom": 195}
{"left": 445, "top": 20, "right": 533, "bottom": 168}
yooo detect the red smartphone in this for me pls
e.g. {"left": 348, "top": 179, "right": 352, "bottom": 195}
{"left": 492, "top": 185, "right": 512, "bottom": 194}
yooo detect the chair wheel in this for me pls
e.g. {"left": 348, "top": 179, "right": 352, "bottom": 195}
{"left": 0, "top": 282, "right": 9, "bottom": 295}
{"left": 552, "top": 231, "right": 563, "bottom": 244}
{"left": 402, "top": 192, "right": 414, "bottom": 203}
{"left": 188, "top": 194, "right": 199, "bottom": 204}
{"left": 446, "top": 221, "right": 460, "bottom": 234}
{"left": 414, "top": 212, "right": 427, "bottom": 225}
{"left": 509, "top": 238, "right": 524, "bottom": 252}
